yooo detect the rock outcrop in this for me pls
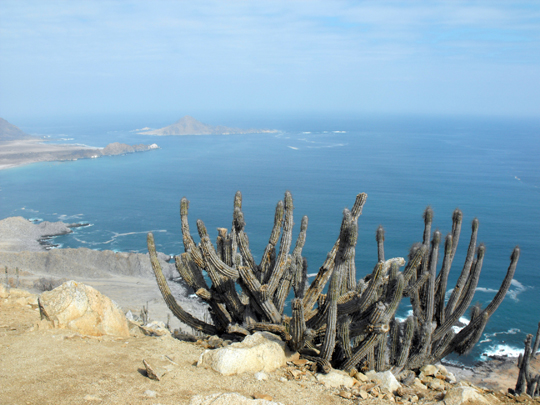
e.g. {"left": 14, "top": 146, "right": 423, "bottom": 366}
{"left": 0, "top": 216, "right": 72, "bottom": 252}
{"left": 0, "top": 247, "right": 176, "bottom": 279}
{"left": 38, "top": 280, "right": 130, "bottom": 337}
{"left": 197, "top": 332, "right": 290, "bottom": 375}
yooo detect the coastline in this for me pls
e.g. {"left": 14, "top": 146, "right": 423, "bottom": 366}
{"left": 0, "top": 139, "right": 158, "bottom": 170}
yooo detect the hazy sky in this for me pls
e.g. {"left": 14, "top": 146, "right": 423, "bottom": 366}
{"left": 1, "top": 1, "right": 539, "bottom": 120}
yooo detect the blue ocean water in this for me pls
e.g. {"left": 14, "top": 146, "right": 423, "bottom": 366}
{"left": 1, "top": 114, "right": 539, "bottom": 365}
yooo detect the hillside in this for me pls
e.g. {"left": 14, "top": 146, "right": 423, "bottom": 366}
{"left": 0, "top": 118, "right": 39, "bottom": 141}
{"left": 138, "top": 115, "right": 277, "bottom": 136}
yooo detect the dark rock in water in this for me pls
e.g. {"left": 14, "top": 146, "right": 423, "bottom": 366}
{"left": 67, "top": 222, "right": 91, "bottom": 229}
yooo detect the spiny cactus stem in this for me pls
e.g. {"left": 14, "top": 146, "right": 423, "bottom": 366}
{"left": 516, "top": 334, "right": 533, "bottom": 395}
{"left": 236, "top": 230, "right": 258, "bottom": 274}
{"left": 532, "top": 322, "right": 540, "bottom": 359}
{"left": 376, "top": 225, "right": 385, "bottom": 262}
{"left": 449, "top": 208, "right": 463, "bottom": 262}
{"left": 337, "top": 315, "right": 353, "bottom": 360}
{"left": 434, "top": 234, "right": 453, "bottom": 325}
{"left": 396, "top": 317, "right": 415, "bottom": 370}
{"left": 237, "top": 264, "right": 282, "bottom": 324}
{"left": 445, "top": 218, "right": 479, "bottom": 316}
{"left": 247, "top": 322, "right": 291, "bottom": 341}
{"left": 320, "top": 210, "right": 352, "bottom": 360}
{"left": 342, "top": 332, "right": 380, "bottom": 373}
{"left": 290, "top": 298, "right": 307, "bottom": 352}
{"left": 266, "top": 192, "right": 294, "bottom": 296}
{"left": 433, "top": 244, "right": 484, "bottom": 342}
{"left": 259, "top": 200, "right": 284, "bottom": 280}
{"left": 197, "top": 220, "right": 240, "bottom": 280}
{"left": 274, "top": 257, "right": 294, "bottom": 313}
{"left": 402, "top": 244, "right": 428, "bottom": 283}
{"left": 302, "top": 194, "right": 367, "bottom": 313}
{"left": 147, "top": 232, "right": 217, "bottom": 335}
{"left": 302, "top": 250, "right": 337, "bottom": 315}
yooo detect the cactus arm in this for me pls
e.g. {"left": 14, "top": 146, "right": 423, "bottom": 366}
{"left": 416, "top": 231, "right": 441, "bottom": 355}
{"left": 197, "top": 219, "right": 240, "bottom": 280}
{"left": 341, "top": 332, "right": 380, "bottom": 373}
{"left": 259, "top": 200, "right": 284, "bottom": 281}
{"left": 432, "top": 244, "right": 484, "bottom": 342}
{"left": 175, "top": 253, "right": 210, "bottom": 292}
{"left": 265, "top": 192, "right": 294, "bottom": 296}
{"left": 516, "top": 334, "right": 533, "bottom": 395}
{"left": 274, "top": 256, "right": 294, "bottom": 313}
{"left": 147, "top": 232, "right": 217, "bottom": 335}
{"left": 532, "top": 322, "right": 540, "bottom": 359}
{"left": 445, "top": 218, "right": 479, "bottom": 316}
{"left": 434, "top": 234, "right": 453, "bottom": 325}
{"left": 376, "top": 225, "right": 385, "bottom": 262}
{"left": 293, "top": 256, "right": 308, "bottom": 299}
{"left": 290, "top": 298, "right": 307, "bottom": 351}
{"left": 303, "top": 193, "right": 367, "bottom": 314}
{"left": 236, "top": 261, "right": 282, "bottom": 324}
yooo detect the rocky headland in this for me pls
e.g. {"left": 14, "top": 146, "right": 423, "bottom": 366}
{"left": 137, "top": 115, "right": 278, "bottom": 136}
{"left": 0, "top": 117, "right": 159, "bottom": 170}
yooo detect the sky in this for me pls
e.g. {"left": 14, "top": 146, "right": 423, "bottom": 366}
{"left": 1, "top": 1, "right": 539, "bottom": 121}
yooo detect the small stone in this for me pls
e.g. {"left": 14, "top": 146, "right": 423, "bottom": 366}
{"left": 254, "top": 372, "right": 269, "bottom": 381}
{"left": 358, "top": 389, "right": 370, "bottom": 399}
{"left": 354, "top": 371, "right": 369, "bottom": 382}
{"left": 338, "top": 390, "right": 352, "bottom": 399}
{"left": 427, "top": 378, "right": 445, "bottom": 391}
{"left": 292, "top": 359, "right": 308, "bottom": 366}
{"left": 420, "top": 364, "right": 438, "bottom": 377}
{"left": 143, "top": 359, "right": 165, "bottom": 381}
{"left": 253, "top": 393, "right": 273, "bottom": 401}
{"left": 83, "top": 395, "right": 102, "bottom": 401}
{"left": 144, "top": 390, "right": 157, "bottom": 398}
{"left": 315, "top": 370, "right": 355, "bottom": 388}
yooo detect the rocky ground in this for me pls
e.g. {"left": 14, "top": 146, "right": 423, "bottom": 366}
{"left": 1, "top": 286, "right": 539, "bottom": 405}
{"left": 1, "top": 217, "right": 540, "bottom": 404}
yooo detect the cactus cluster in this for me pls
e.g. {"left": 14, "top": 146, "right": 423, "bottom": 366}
{"left": 147, "top": 191, "right": 519, "bottom": 374}
{"left": 515, "top": 322, "right": 540, "bottom": 397}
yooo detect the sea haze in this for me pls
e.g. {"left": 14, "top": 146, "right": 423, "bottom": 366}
{"left": 1, "top": 114, "right": 539, "bottom": 366}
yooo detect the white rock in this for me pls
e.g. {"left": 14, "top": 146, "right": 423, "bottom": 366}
{"left": 144, "top": 390, "right": 157, "bottom": 398}
{"left": 440, "top": 387, "right": 491, "bottom": 405}
{"left": 38, "top": 281, "right": 129, "bottom": 337}
{"left": 254, "top": 371, "right": 269, "bottom": 381}
{"left": 365, "top": 370, "right": 401, "bottom": 393}
{"left": 197, "top": 332, "right": 288, "bottom": 375}
{"left": 189, "top": 393, "right": 284, "bottom": 405}
{"left": 315, "top": 370, "right": 355, "bottom": 388}
{"left": 420, "top": 364, "right": 439, "bottom": 377}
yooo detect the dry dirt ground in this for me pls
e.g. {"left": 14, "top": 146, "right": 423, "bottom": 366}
{"left": 1, "top": 287, "right": 539, "bottom": 405}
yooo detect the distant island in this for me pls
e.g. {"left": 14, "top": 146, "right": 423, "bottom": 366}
{"left": 137, "top": 115, "right": 278, "bottom": 136}
{"left": 0, "top": 118, "right": 159, "bottom": 170}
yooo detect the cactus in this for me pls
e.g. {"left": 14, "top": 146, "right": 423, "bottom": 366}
{"left": 515, "top": 332, "right": 540, "bottom": 397}
{"left": 148, "top": 191, "right": 519, "bottom": 375}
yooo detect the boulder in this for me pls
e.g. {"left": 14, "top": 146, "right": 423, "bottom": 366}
{"left": 315, "top": 370, "right": 355, "bottom": 388}
{"left": 437, "top": 387, "right": 492, "bottom": 405}
{"left": 197, "top": 332, "right": 288, "bottom": 375}
{"left": 189, "top": 393, "right": 284, "bottom": 405}
{"left": 38, "top": 281, "right": 129, "bottom": 337}
{"left": 365, "top": 370, "right": 401, "bottom": 393}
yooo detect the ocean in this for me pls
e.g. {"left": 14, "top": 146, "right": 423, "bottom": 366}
{"left": 1, "top": 113, "right": 539, "bottom": 366}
